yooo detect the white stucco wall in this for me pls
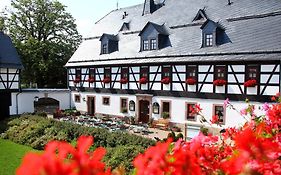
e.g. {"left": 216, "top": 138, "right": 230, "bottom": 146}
{"left": 72, "top": 91, "right": 266, "bottom": 128}
{"left": 10, "top": 89, "right": 74, "bottom": 115}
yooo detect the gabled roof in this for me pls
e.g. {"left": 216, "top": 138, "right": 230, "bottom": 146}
{"left": 200, "top": 19, "right": 225, "bottom": 30}
{"left": 193, "top": 9, "right": 208, "bottom": 21}
{"left": 138, "top": 22, "right": 169, "bottom": 36}
{"left": 99, "top": 34, "right": 119, "bottom": 41}
{"left": 119, "top": 22, "right": 130, "bottom": 31}
{"left": 66, "top": 0, "right": 281, "bottom": 67}
{"left": 0, "top": 32, "right": 23, "bottom": 69}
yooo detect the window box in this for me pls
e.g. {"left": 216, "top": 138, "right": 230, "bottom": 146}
{"left": 244, "top": 79, "right": 257, "bottom": 87}
{"left": 161, "top": 77, "right": 170, "bottom": 84}
{"left": 185, "top": 78, "right": 197, "bottom": 85}
{"left": 87, "top": 77, "right": 95, "bottom": 83}
{"left": 139, "top": 77, "right": 148, "bottom": 84}
{"left": 213, "top": 79, "right": 227, "bottom": 86}
{"left": 119, "top": 78, "right": 128, "bottom": 84}
{"left": 73, "top": 78, "right": 81, "bottom": 84}
{"left": 102, "top": 77, "right": 111, "bottom": 83}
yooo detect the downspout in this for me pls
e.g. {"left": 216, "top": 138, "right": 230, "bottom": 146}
{"left": 67, "top": 68, "right": 72, "bottom": 109}
{"left": 15, "top": 89, "right": 22, "bottom": 115}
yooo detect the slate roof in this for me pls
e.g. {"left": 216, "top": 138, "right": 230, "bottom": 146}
{"left": 0, "top": 32, "right": 23, "bottom": 69}
{"left": 66, "top": 0, "right": 281, "bottom": 67}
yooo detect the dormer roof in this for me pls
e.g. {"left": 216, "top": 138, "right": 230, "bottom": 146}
{"left": 99, "top": 33, "right": 118, "bottom": 41}
{"left": 119, "top": 22, "right": 130, "bottom": 31}
{"left": 138, "top": 22, "right": 169, "bottom": 36}
{"left": 0, "top": 32, "right": 23, "bottom": 69}
{"left": 200, "top": 19, "right": 225, "bottom": 31}
{"left": 193, "top": 9, "right": 208, "bottom": 21}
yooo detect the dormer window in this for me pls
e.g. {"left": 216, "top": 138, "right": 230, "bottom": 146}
{"left": 143, "top": 40, "right": 149, "bottom": 51}
{"left": 102, "top": 44, "right": 108, "bottom": 54}
{"left": 205, "top": 34, "right": 213, "bottom": 47}
{"left": 200, "top": 20, "right": 225, "bottom": 48}
{"left": 150, "top": 39, "right": 157, "bottom": 50}
{"left": 139, "top": 22, "right": 169, "bottom": 51}
{"left": 100, "top": 34, "right": 118, "bottom": 54}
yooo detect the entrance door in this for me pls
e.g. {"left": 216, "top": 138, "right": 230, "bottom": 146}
{"left": 87, "top": 96, "right": 95, "bottom": 115}
{"left": 0, "top": 92, "right": 11, "bottom": 120}
{"left": 139, "top": 100, "right": 150, "bottom": 123}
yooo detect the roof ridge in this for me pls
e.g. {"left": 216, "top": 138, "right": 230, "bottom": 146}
{"left": 227, "top": 10, "right": 281, "bottom": 22}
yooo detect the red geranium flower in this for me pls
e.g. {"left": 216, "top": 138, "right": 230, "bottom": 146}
{"left": 73, "top": 78, "right": 81, "bottom": 84}
{"left": 119, "top": 78, "right": 128, "bottom": 84}
{"left": 161, "top": 77, "right": 170, "bottom": 84}
{"left": 139, "top": 77, "right": 148, "bottom": 84}
{"left": 88, "top": 77, "right": 95, "bottom": 83}
{"left": 210, "top": 115, "right": 219, "bottom": 124}
{"left": 244, "top": 79, "right": 257, "bottom": 87}
{"left": 17, "top": 136, "right": 112, "bottom": 175}
{"left": 102, "top": 77, "right": 111, "bottom": 84}
{"left": 186, "top": 78, "right": 197, "bottom": 85}
{"left": 213, "top": 79, "right": 227, "bottom": 86}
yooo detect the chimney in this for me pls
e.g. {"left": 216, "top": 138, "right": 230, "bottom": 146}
{"left": 142, "top": 0, "right": 156, "bottom": 15}
{"left": 227, "top": 0, "right": 232, "bottom": 5}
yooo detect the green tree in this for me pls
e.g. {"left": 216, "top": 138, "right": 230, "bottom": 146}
{"left": 6, "top": 0, "right": 81, "bottom": 87}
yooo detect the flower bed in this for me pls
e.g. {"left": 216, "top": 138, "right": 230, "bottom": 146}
{"left": 244, "top": 79, "right": 257, "bottom": 87}
{"left": 185, "top": 78, "right": 196, "bottom": 85}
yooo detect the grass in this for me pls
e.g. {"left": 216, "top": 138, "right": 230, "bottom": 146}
{"left": 0, "top": 138, "right": 39, "bottom": 175}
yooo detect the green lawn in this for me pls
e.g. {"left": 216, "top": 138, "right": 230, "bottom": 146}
{"left": 0, "top": 139, "right": 39, "bottom": 175}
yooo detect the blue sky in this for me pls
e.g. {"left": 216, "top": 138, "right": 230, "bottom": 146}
{"left": 0, "top": 0, "right": 144, "bottom": 37}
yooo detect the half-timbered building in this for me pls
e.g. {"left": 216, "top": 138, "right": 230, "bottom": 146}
{"left": 66, "top": 0, "right": 281, "bottom": 127}
{"left": 0, "top": 32, "right": 22, "bottom": 119}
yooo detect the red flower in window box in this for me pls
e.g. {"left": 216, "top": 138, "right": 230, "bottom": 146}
{"left": 139, "top": 77, "right": 148, "bottom": 84}
{"left": 119, "top": 78, "right": 128, "bottom": 84}
{"left": 161, "top": 77, "right": 170, "bottom": 84}
{"left": 213, "top": 79, "right": 227, "bottom": 86}
{"left": 244, "top": 79, "right": 257, "bottom": 87}
{"left": 102, "top": 77, "right": 111, "bottom": 83}
{"left": 87, "top": 77, "right": 95, "bottom": 83}
{"left": 185, "top": 78, "right": 197, "bottom": 85}
{"left": 73, "top": 78, "right": 81, "bottom": 84}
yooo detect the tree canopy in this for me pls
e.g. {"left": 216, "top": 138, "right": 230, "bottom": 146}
{"left": 6, "top": 0, "right": 82, "bottom": 88}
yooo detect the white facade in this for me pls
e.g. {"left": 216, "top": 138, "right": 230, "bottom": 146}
{"left": 72, "top": 91, "right": 265, "bottom": 128}
{"left": 10, "top": 89, "right": 74, "bottom": 115}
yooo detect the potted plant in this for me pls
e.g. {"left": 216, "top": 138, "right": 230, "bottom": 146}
{"left": 121, "top": 107, "right": 128, "bottom": 113}
{"left": 185, "top": 78, "right": 196, "bottom": 85}
{"left": 244, "top": 79, "right": 257, "bottom": 87}
{"left": 139, "top": 77, "right": 148, "bottom": 84}
{"left": 88, "top": 77, "right": 95, "bottom": 83}
{"left": 73, "top": 78, "right": 81, "bottom": 84}
{"left": 102, "top": 77, "right": 111, "bottom": 83}
{"left": 162, "top": 112, "right": 170, "bottom": 119}
{"left": 161, "top": 77, "right": 170, "bottom": 84}
{"left": 213, "top": 79, "right": 227, "bottom": 86}
{"left": 119, "top": 78, "right": 128, "bottom": 84}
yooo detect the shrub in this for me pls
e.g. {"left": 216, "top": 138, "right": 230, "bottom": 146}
{"left": 2, "top": 115, "right": 154, "bottom": 150}
{"left": 104, "top": 145, "right": 145, "bottom": 172}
